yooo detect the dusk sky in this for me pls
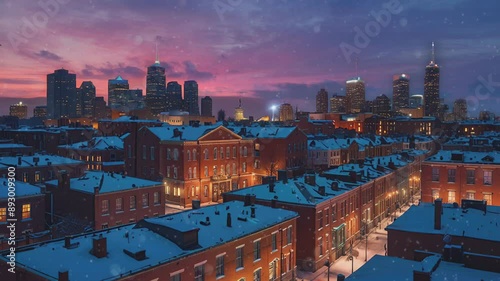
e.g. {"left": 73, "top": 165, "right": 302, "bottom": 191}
{"left": 1, "top": 0, "right": 499, "bottom": 118}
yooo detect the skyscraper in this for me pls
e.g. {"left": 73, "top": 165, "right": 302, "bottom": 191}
{"left": 346, "top": 77, "right": 365, "bottom": 113}
{"left": 279, "top": 103, "right": 294, "bottom": 121}
{"left": 201, "top": 96, "right": 213, "bottom": 117}
{"left": 392, "top": 74, "right": 410, "bottom": 111}
{"left": 330, "top": 94, "right": 346, "bottom": 112}
{"left": 47, "top": 68, "right": 77, "bottom": 119}
{"left": 166, "top": 81, "right": 182, "bottom": 112}
{"left": 315, "top": 89, "right": 328, "bottom": 113}
{"left": 108, "top": 76, "right": 129, "bottom": 109}
{"left": 372, "top": 94, "right": 391, "bottom": 117}
{"left": 409, "top": 95, "right": 424, "bottom": 108}
{"left": 145, "top": 46, "right": 166, "bottom": 115}
{"left": 78, "top": 81, "right": 96, "bottom": 118}
{"left": 453, "top": 98, "right": 467, "bottom": 121}
{"left": 184, "top": 80, "right": 199, "bottom": 115}
{"left": 33, "top": 106, "right": 47, "bottom": 119}
{"left": 424, "top": 42, "right": 440, "bottom": 117}
{"left": 9, "top": 102, "right": 28, "bottom": 119}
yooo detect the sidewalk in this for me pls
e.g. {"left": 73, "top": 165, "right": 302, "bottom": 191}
{"left": 296, "top": 203, "right": 414, "bottom": 281}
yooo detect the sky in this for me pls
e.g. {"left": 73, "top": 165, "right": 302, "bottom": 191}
{"left": 0, "top": 0, "right": 499, "bottom": 118}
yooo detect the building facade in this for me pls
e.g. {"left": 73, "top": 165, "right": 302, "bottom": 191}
{"left": 201, "top": 96, "right": 213, "bottom": 117}
{"left": 346, "top": 77, "right": 365, "bottom": 113}
{"left": 184, "top": 80, "right": 199, "bottom": 115}
{"left": 316, "top": 88, "right": 328, "bottom": 113}
{"left": 392, "top": 74, "right": 410, "bottom": 112}
{"left": 424, "top": 43, "right": 440, "bottom": 117}
{"left": 9, "top": 102, "right": 28, "bottom": 119}
{"left": 47, "top": 68, "right": 77, "bottom": 119}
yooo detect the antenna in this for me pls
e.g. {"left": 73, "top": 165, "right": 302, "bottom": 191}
{"left": 431, "top": 41, "right": 435, "bottom": 63}
{"left": 354, "top": 56, "right": 359, "bottom": 77}
{"left": 155, "top": 38, "right": 160, "bottom": 64}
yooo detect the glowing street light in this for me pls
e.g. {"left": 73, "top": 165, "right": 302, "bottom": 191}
{"left": 270, "top": 105, "right": 277, "bottom": 121}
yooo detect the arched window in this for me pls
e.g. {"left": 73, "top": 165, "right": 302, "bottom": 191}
{"left": 214, "top": 148, "right": 218, "bottom": 160}
{"left": 193, "top": 167, "right": 197, "bottom": 178}
{"left": 232, "top": 163, "right": 236, "bottom": 175}
{"left": 204, "top": 149, "right": 209, "bottom": 160}
{"left": 242, "top": 162, "right": 247, "bottom": 173}
{"left": 226, "top": 147, "right": 230, "bottom": 159}
{"left": 173, "top": 148, "right": 179, "bottom": 161}
{"left": 220, "top": 147, "right": 224, "bottom": 159}
{"left": 187, "top": 150, "right": 191, "bottom": 161}
{"left": 167, "top": 148, "right": 171, "bottom": 160}
{"left": 220, "top": 165, "right": 224, "bottom": 175}
{"left": 204, "top": 166, "right": 208, "bottom": 177}
{"left": 226, "top": 164, "right": 230, "bottom": 175}
{"left": 213, "top": 165, "right": 217, "bottom": 175}
{"left": 243, "top": 146, "right": 248, "bottom": 157}
{"left": 188, "top": 167, "right": 192, "bottom": 179}
{"left": 193, "top": 149, "right": 197, "bottom": 160}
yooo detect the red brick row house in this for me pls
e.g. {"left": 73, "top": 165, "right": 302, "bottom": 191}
{"left": 1, "top": 201, "right": 299, "bottom": 281}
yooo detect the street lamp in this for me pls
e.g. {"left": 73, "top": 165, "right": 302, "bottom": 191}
{"left": 270, "top": 105, "right": 277, "bottom": 122}
{"left": 324, "top": 259, "right": 331, "bottom": 281}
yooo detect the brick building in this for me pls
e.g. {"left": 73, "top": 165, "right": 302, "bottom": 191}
{"left": 1, "top": 201, "right": 298, "bottom": 281}
{"left": 97, "top": 116, "right": 163, "bottom": 137}
{"left": 44, "top": 171, "right": 164, "bottom": 231}
{"left": 57, "top": 136, "right": 125, "bottom": 172}
{"left": 295, "top": 117, "right": 336, "bottom": 136}
{"left": 364, "top": 116, "right": 438, "bottom": 136}
{"left": 387, "top": 199, "right": 500, "bottom": 263}
{"left": 124, "top": 125, "right": 255, "bottom": 207}
{"left": 0, "top": 154, "right": 85, "bottom": 184}
{"left": 421, "top": 151, "right": 500, "bottom": 205}
{"left": 0, "top": 179, "right": 47, "bottom": 250}
{"left": 0, "top": 143, "right": 34, "bottom": 156}
{"left": 224, "top": 152, "right": 423, "bottom": 272}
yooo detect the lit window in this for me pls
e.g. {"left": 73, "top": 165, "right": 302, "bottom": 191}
{"left": 447, "top": 190, "right": 456, "bottom": 203}
{"left": 0, "top": 208, "right": 6, "bottom": 222}
{"left": 484, "top": 170, "right": 492, "bottom": 185}
{"left": 318, "top": 237, "right": 323, "bottom": 256}
{"left": 483, "top": 193, "right": 492, "bottom": 205}
{"left": 34, "top": 171, "right": 41, "bottom": 182}
{"left": 432, "top": 189, "right": 439, "bottom": 200}
{"left": 466, "top": 192, "right": 475, "bottom": 200}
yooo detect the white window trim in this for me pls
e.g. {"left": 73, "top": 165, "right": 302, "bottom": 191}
{"left": 216, "top": 252, "right": 226, "bottom": 257}
{"left": 194, "top": 260, "right": 207, "bottom": 268}
{"left": 236, "top": 244, "right": 245, "bottom": 249}
{"left": 169, "top": 269, "right": 185, "bottom": 276}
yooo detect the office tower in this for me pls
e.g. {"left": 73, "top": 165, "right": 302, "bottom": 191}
{"left": 77, "top": 81, "right": 96, "bottom": 118}
{"left": 409, "top": 95, "right": 424, "bottom": 108}
{"left": 372, "top": 94, "right": 391, "bottom": 117}
{"left": 346, "top": 77, "right": 365, "bottom": 113}
{"left": 424, "top": 42, "right": 440, "bottom": 117}
{"left": 453, "top": 99, "right": 467, "bottom": 121}
{"left": 47, "top": 68, "right": 77, "bottom": 119}
{"left": 108, "top": 76, "right": 129, "bottom": 109}
{"left": 9, "top": 102, "right": 28, "bottom": 119}
{"left": 33, "top": 106, "right": 47, "bottom": 119}
{"left": 479, "top": 110, "right": 495, "bottom": 121}
{"left": 92, "top": 97, "right": 107, "bottom": 120}
{"left": 166, "top": 81, "right": 182, "bottom": 111}
{"left": 184, "top": 80, "right": 199, "bottom": 115}
{"left": 234, "top": 99, "right": 244, "bottom": 121}
{"left": 217, "top": 109, "right": 226, "bottom": 121}
{"left": 201, "top": 96, "right": 213, "bottom": 117}
{"left": 392, "top": 74, "right": 410, "bottom": 111}
{"left": 330, "top": 94, "right": 346, "bottom": 112}
{"left": 315, "top": 88, "right": 328, "bottom": 113}
{"left": 145, "top": 46, "right": 166, "bottom": 115}
{"left": 279, "top": 103, "right": 294, "bottom": 121}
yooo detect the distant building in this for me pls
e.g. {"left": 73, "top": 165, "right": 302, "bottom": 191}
{"left": 201, "top": 96, "right": 213, "bottom": 117}
{"left": 279, "top": 103, "right": 294, "bottom": 122}
{"left": 217, "top": 109, "right": 226, "bottom": 121}
{"left": 159, "top": 111, "right": 216, "bottom": 126}
{"left": 145, "top": 51, "right": 166, "bottom": 115}
{"left": 92, "top": 97, "right": 109, "bottom": 120}
{"left": 315, "top": 88, "right": 328, "bottom": 113}
{"left": 234, "top": 99, "right": 245, "bottom": 121}
{"left": 479, "top": 110, "right": 495, "bottom": 121}
{"left": 424, "top": 42, "right": 440, "bottom": 117}
{"left": 108, "top": 76, "right": 129, "bottom": 109}
{"left": 10, "top": 102, "right": 28, "bottom": 119}
{"left": 409, "top": 94, "right": 423, "bottom": 108}
{"left": 330, "top": 94, "right": 346, "bottom": 112}
{"left": 47, "top": 68, "right": 77, "bottom": 119}
{"left": 398, "top": 107, "right": 424, "bottom": 118}
{"left": 184, "top": 80, "right": 199, "bottom": 115}
{"left": 77, "top": 81, "right": 96, "bottom": 118}
{"left": 453, "top": 98, "right": 467, "bottom": 121}
{"left": 33, "top": 105, "right": 47, "bottom": 119}
{"left": 372, "top": 94, "right": 391, "bottom": 117}
{"left": 346, "top": 77, "right": 365, "bottom": 113}
{"left": 392, "top": 74, "right": 410, "bottom": 111}
{"left": 166, "top": 81, "right": 182, "bottom": 112}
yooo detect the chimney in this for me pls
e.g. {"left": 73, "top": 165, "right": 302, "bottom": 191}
{"left": 337, "top": 274, "right": 345, "bottom": 281}
{"left": 304, "top": 174, "right": 316, "bottom": 186}
{"left": 278, "top": 170, "right": 288, "bottom": 183}
{"left": 388, "top": 161, "right": 396, "bottom": 170}
{"left": 331, "top": 182, "right": 339, "bottom": 191}
{"left": 269, "top": 182, "right": 275, "bottom": 193}
{"left": 244, "top": 194, "right": 256, "bottom": 206}
{"left": 250, "top": 206, "right": 256, "bottom": 218}
{"left": 434, "top": 198, "right": 442, "bottom": 230}
{"left": 58, "top": 271, "right": 69, "bottom": 281}
{"left": 226, "top": 213, "right": 232, "bottom": 227}
{"left": 318, "top": 186, "right": 326, "bottom": 196}
{"left": 64, "top": 236, "right": 71, "bottom": 248}
{"left": 349, "top": 171, "right": 357, "bottom": 183}
{"left": 17, "top": 156, "right": 22, "bottom": 165}
{"left": 271, "top": 198, "right": 277, "bottom": 208}
{"left": 94, "top": 186, "right": 100, "bottom": 194}
{"left": 192, "top": 199, "right": 201, "bottom": 209}
{"left": 92, "top": 235, "right": 107, "bottom": 258}
{"left": 58, "top": 170, "right": 70, "bottom": 190}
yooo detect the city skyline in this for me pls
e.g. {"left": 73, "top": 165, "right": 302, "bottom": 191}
{"left": 1, "top": 0, "right": 499, "bottom": 118}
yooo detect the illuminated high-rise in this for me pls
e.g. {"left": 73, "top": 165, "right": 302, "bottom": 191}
{"left": 315, "top": 89, "right": 328, "bottom": 113}
{"left": 166, "top": 81, "right": 182, "bottom": 111}
{"left": 10, "top": 102, "right": 28, "bottom": 119}
{"left": 145, "top": 44, "right": 166, "bottom": 115}
{"left": 392, "top": 74, "right": 410, "bottom": 111}
{"left": 330, "top": 94, "right": 346, "bottom": 112}
{"left": 78, "top": 81, "right": 96, "bottom": 118}
{"left": 424, "top": 42, "right": 440, "bottom": 117}
{"left": 47, "top": 68, "right": 77, "bottom": 119}
{"left": 279, "top": 103, "right": 294, "bottom": 121}
{"left": 346, "top": 77, "right": 365, "bottom": 113}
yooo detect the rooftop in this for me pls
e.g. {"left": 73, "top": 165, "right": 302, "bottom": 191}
{"left": 8, "top": 201, "right": 298, "bottom": 281}
{"left": 44, "top": 171, "right": 161, "bottom": 194}
{"left": 426, "top": 150, "right": 500, "bottom": 165}
{"left": 59, "top": 136, "right": 124, "bottom": 150}
{"left": 0, "top": 179, "right": 41, "bottom": 199}
{"left": 386, "top": 202, "right": 500, "bottom": 243}
{"left": 0, "top": 154, "right": 83, "bottom": 169}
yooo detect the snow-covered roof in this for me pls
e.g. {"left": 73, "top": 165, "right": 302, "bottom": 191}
{"left": 0, "top": 179, "right": 41, "bottom": 199}
{"left": 0, "top": 143, "right": 31, "bottom": 149}
{"left": 227, "top": 126, "right": 300, "bottom": 139}
{"left": 148, "top": 125, "right": 220, "bottom": 141}
{"left": 0, "top": 154, "right": 83, "bottom": 169}
{"left": 346, "top": 254, "right": 500, "bottom": 280}
{"left": 10, "top": 201, "right": 298, "bottom": 281}
{"left": 58, "top": 136, "right": 124, "bottom": 150}
{"left": 426, "top": 150, "right": 500, "bottom": 165}
{"left": 44, "top": 171, "right": 161, "bottom": 194}
{"left": 386, "top": 202, "right": 500, "bottom": 243}
{"left": 109, "top": 116, "right": 161, "bottom": 123}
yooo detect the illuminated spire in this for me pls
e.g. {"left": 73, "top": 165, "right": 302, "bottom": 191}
{"left": 155, "top": 40, "right": 160, "bottom": 65}
{"left": 431, "top": 41, "right": 435, "bottom": 63}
